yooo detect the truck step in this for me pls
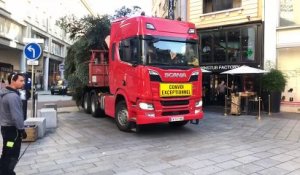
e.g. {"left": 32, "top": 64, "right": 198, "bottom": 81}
{"left": 190, "top": 119, "right": 199, "bottom": 125}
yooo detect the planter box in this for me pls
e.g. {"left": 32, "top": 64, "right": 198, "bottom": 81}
{"left": 262, "top": 91, "right": 281, "bottom": 113}
{"left": 22, "top": 125, "right": 38, "bottom": 142}
{"left": 25, "top": 118, "right": 46, "bottom": 138}
{"left": 38, "top": 108, "right": 57, "bottom": 128}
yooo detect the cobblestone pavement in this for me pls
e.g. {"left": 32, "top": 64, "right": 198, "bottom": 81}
{"left": 13, "top": 108, "right": 300, "bottom": 175}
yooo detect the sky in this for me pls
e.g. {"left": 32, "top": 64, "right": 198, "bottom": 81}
{"left": 5, "top": 0, "right": 153, "bottom": 23}
{"left": 87, "top": 0, "right": 153, "bottom": 16}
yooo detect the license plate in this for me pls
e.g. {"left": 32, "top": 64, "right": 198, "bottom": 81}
{"left": 160, "top": 83, "right": 192, "bottom": 97}
{"left": 170, "top": 116, "right": 184, "bottom": 122}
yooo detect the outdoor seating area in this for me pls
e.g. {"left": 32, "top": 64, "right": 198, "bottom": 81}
{"left": 220, "top": 65, "right": 267, "bottom": 117}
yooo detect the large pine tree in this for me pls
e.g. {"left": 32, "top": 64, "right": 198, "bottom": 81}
{"left": 57, "top": 6, "right": 141, "bottom": 105}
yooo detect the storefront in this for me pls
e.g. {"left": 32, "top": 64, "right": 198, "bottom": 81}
{"left": 278, "top": 47, "right": 300, "bottom": 112}
{"left": 198, "top": 23, "right": 264, "bottom": 105}
{"left": 276, "top": 0, "right": 300, "bottom": 113}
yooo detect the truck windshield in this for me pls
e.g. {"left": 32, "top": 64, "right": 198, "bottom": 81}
{"left": 143, "top": 39, "right": 199, "bottom": 67}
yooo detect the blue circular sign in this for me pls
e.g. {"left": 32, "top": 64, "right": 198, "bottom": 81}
{"left": 24, "top": 43, "right": 42, "bottom": 60}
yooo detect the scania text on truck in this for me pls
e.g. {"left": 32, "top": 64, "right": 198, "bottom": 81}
{"left": 82, "top": 16, "right": 204, "bottom": 131}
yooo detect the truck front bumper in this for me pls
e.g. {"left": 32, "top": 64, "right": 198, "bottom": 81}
{"left": 133, "top": 109, "right": 204, "bottom": 125}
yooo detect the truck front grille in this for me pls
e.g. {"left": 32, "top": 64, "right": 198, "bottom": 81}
{"left": 162, "top": 110, "right": 189, "bottom": 116}
{"left": 160, "top": 100, "right": 189, "bottom": 106}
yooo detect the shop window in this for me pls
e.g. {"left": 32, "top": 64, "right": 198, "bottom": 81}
{"left": 200, "top": 33, "right": 213, "bottom": 63}
{"left": 241, "top": 28, "right": 255, "bottom": 62}
{"left": 214, "top": 31, "right": 226, "bottom": 62}
{"left": 200, "top": 25, "right": 258, "bottom": 64}
{"left": 203, "top": 0, "right": 241, "bottom": 13}
{"left": 280, "top": 0, "right": 300, "bottom": 26}
{"left": 227, "top": 30, "right": 240, "bottom": 62}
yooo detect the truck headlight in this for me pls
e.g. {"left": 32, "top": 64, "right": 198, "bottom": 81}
{"left": 195, "top": 100, "right": 202, "bottom": 108}
{"left": 139, "top": 102, "right": 154, "bottom": 110}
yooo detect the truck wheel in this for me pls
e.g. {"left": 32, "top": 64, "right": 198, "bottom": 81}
{"left": 169, "top": 121, "right": 188, "bottom": 127}
{"left": 83, "top": 92, "right": 91, "bottom": 114}
{"left": 91, "top": 93, "right": 104, "bottom": 118}
{"left": 115, "top": 101, "right": 131, "bottom": 132}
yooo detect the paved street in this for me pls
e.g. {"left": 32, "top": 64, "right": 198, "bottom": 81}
{"left": 12, "top": 107, "right": 300, "bottom": 175}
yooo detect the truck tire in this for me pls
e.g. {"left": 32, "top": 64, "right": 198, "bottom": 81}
{"left": 168, "top": 121, "right": 188, "bottom": 127}
{"left": 115, "top": 101, "right": 131, "bottom": 132}
{"left": 91, "top": 93, "right": 104, "bottom": 117}
{"left": 83, "top": 92, "right": 91, "bottom": 114}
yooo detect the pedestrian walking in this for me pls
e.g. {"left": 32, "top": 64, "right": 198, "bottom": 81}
{"left": 0, "top": 72, "right": 27, "bottom": 175}
{"left": 217, "top": 80, "right": 227, "bottom": 105}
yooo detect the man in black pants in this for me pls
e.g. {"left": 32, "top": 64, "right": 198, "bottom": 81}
{"left": 0, "top": 73, "right": 27, "bottom": 175}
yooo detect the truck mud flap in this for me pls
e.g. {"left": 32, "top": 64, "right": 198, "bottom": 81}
{"left": 190, "top": 119, "right": 199, "bottom": 125}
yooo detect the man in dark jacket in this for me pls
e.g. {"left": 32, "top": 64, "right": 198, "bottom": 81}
{"left": 0, "top": 72, "right": 27, "bottom": 175}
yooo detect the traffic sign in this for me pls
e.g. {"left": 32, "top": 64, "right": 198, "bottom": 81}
{"left": 24, "top": 43, "right": 42, "bottom": 60}
{"left": 59, "top": 63, "right": 64, "bottom": 71}
{"left": 27, "top": 60, "right": 39, "bottom": 66}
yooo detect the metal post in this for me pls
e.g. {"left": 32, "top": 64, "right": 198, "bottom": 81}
{"left": 34, "top": 91, "right": 38, "bottom": 118}
{"left": 31, "top": 65, "right": 34, "bottom": 118}
{"left": 224, "top": 94, "right": 227, "bottom": 116}
{"left": 268, "top": 94, "right": 271, "bottom": 115}
{"left": 257, "top": 97, "right": 261, "bottom": 120}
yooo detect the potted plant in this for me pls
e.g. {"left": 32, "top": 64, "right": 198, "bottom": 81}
{"left": 261, "top": 69, "right": 287, "bottom": 113}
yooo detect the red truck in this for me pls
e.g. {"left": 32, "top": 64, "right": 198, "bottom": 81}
{"left": 82, "top": 16, "right": 204, "bottom": 131}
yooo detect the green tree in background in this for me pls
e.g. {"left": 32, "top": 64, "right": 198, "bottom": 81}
{"left": 57, "top": 6, "right": 141, "bottom": 105}
{"left": 113, "top": 6, "right": 141, "bottom": 19}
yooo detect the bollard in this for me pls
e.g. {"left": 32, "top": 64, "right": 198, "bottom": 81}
{"left": 257, "top": 97, "right": 261, "bottom": 120}
{"left": 34, "top": 92, "right": 38, "bottom": 118}
{"left": 224, "top": 95, "right": 227, "bottom": 116}
{"left": 32, "top": 89, "right": 35, "bottom": 118}
{"left": 268, "top": 94, "right": 271, "bottom": 116}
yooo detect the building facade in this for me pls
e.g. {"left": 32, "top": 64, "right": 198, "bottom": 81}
{"left": 153, "top": 0, "right": 265, "bottom": 106}
{"left": 0, "top": 0, "right": 90, "bottom": 90}
{"left": 152, "top": 0, "right": 187, "bottom": 21}
{"left": 192, "top": 0, "right": 264, "bottom": 105}
{"left": 152, "top": 0, "right": 299, "bottom": 112}
{"left": 276, "top": 0, "right": 300, "bottom": 113}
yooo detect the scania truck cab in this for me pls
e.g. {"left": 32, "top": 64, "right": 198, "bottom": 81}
{"left": 83, "top": 16, "right": 204, "bottom": 131}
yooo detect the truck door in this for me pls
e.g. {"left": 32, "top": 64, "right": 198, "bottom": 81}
{"left": 113, "top": 37, "right": 140, "bottom": 103}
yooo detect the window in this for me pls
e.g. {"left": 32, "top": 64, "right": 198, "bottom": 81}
{"left": 280, "top": 0, "right": 300, "bottom": 26}
{"left": 241, "top": 28, "right": 255, "bottom": 62}
{"left": 0, "top": 18, "right": 23, "bottom": 42}
{"left": 227, "top": 30, "right": 240, "bottom": 62}
{"left": 199, "top": 25, "right": 258, "bottom": 64}
{"left": 52, "top": 41, "right": 63, "bottom": 56}
{"left": 32, "top": 33, "right": 49, "bottom": 51}
{"left": 203, "top": 0, "right": 241, "bottom": 13}
{"left": 214, "top": 31, "right": 226, "bottom": 62}
{"left": 201, "top": 33, "right": 213, "bottom": 63}
{"left": 144, "top": 39, "right": 199, "bottom": 66}
{"left": 119, "top": 38, "right": 139, "bottom": 63}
